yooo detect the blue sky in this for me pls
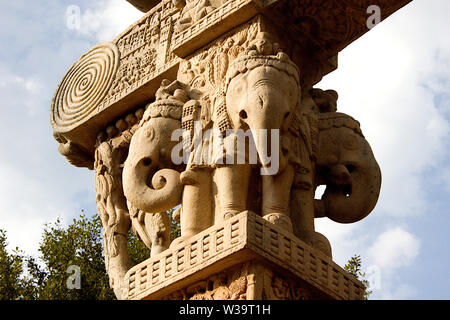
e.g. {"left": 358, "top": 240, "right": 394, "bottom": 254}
{"left": 0, "top": 0, "right": 448, "bottom": 299}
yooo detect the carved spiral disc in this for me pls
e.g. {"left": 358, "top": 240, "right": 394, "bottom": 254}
{"left": 51, "top": 43, "right": 120, "bottom": 132}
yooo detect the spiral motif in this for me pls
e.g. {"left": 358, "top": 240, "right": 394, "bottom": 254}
{"left": 51, "top": 42, "right": 120, "bottom": 132}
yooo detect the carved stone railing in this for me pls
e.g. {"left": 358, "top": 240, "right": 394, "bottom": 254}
{"left": 124, "top": 211, "right": 364, "bottom": 300}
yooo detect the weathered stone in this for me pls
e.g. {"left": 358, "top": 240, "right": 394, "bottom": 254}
{"left": 50, "top": 0, "right": 411, "bottom": 300}
{"left": 125, "top": 211, "right": 365, "bottom": 300}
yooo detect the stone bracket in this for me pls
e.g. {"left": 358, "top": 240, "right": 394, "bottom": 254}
{"left": 124, "top": 211, "right": 364, "bottom": 300}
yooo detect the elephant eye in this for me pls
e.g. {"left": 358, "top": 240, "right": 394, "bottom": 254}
{"left": 145, "top": 126, "right": 155, "bottom": 140}
{"left": 343, "top": 133, "right": 358, "bottom": 150}
{"left": 143, "top": 157, "right": 152, "bottom": 166}
{"left": 345, "top": 164, "right": 356, "bottom": 173}
{"left": 257, "top": 96, "right": 264, "bottom": 109}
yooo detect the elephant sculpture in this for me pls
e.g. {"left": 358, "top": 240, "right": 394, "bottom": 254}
{"left": 212, "top": 37, "right": 301, "bottom": 231}
{"left": 314, "top": 112, "right": 382, "bottom": 223}
{"left": 290, "top": 94, "right": 381, "bottom": 258}
{"left": 122, "top": 79, "right": 214, "bottom": 253}
{"left": 122, "top": 85, "right": 186, "bottom": 257}
{"left": 120, "top": 43, "right": 381, "bottom": 261}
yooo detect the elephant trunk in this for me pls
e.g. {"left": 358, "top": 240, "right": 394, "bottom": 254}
{"left": 123, "top": 162, "right": 183, "bottom": 213}
{"left": 316, "top": 159, "right": 381, "bottom": 224}
{"left": 249, "top": 118, "right": 288, "bottom": 176}
{"left": 314, "top": 113, "right": 382, "bottom": 224}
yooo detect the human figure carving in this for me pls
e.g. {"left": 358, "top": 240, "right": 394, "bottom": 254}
{"left": 94, "top": 132, "right": 133, "bottom": 299}
{"left": 174, "top": 0, "right": 216, "bottom": 33}
{"left": 128, "top": 205, "right": 172, "bottom": 257}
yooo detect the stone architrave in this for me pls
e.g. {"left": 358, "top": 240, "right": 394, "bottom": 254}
{"left": 50, "top": 0, "right": 412, "bottom": 300}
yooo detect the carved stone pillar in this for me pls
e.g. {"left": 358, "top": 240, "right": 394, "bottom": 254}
{"left": 50, "top": 0, "right": 412, "bottom": 300}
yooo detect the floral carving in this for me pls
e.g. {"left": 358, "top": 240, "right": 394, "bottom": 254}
{"left": 163, "top": 264, "right": 249, "bottom": 300}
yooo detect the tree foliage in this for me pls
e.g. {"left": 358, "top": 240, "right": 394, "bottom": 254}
{"left": 168, "top": 208, "right": 181, "bottom": 240}
{"left": 1, "top": 211, "right": 370, "bottom": 300}
{"left": 0, "top": 212, "right": 155, "bottom": 300}
{"left": 344, "top": 254, "right": 372, "bottom": 299}
{"left": 26, "top": 213, "right": 114, "bottom": 300}
{"left": 0, "top": 230, "right": 36, "bottom": 299}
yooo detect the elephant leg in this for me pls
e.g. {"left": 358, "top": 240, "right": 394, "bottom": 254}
{"left": 291, "top": 188, "right": 315, "bottom": 244}
{"left": 290, "top": 188, "right": 332, "bottom": 258}
{"left": 171, "top": 168, "right": 213, "bottom": 246}
{"left": 262, "top": 165, "right": 294, "bottom": 232}
{"left": 214, "top": 164, "right": 251, "bottom": 222}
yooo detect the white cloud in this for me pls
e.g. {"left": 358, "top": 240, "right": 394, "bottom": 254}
{"left": 319, "top": 2, "right": 450, "bottom": 216}
{"left": 0, "top": 64, "right": 94, "bottom": 257}
{"left": 365, "top": 228, "right": 421, "bottom": 300}
{"left": 0, "top": 165, "right": 66, "bottom": 256}
{"left": 0, "top": 0, "right": 142, "bottom": 259}
{"left": 367, "top": 227, "right": 420, "bottom": 271}
{"left": 315, "top": 0, "right": 450, "bottom": 299}
{"left": 0, "top": 72, "right": 43, "bottom": 116}
{"left": 378, "top": 283, "right": 418, "bottom": 300}
{"left": 76, "top": 0, "right": 143, "bottom": 42}
{"left": 314, "top": 219, "right": 361, "bottom": 265}
{"left": 0, "top": 155, "right": 95, "bottom": 258}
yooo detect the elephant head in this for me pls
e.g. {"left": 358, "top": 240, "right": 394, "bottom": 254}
{"left": 122, "top": 99, "right": 184, "bottom": 214}
{"left": 315, "top": 112, "right": 381, "bottom": 223}
{"left": 224, "top": 46, "right": 300, "bottom": 174}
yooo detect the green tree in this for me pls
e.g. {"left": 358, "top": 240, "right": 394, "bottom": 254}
{"left": 127, "top": 221, "right": 151, "bottom": 267}
{"left": 344, "top": 254, "right": 372, "bottom": 299}
{"left": 26, "top": 213, "right": 114, "bottom": 299}
{"left": 28, "top": 212, "right": 157, "bottom": 300}
{"left": 0, "top": 229, "right": 36, "bottom": 300}
{"left": 0, "top": 210, "right": 177, "bottom": 300}
{"left": 168, "top": 208, "right": 181, "bottom": 240}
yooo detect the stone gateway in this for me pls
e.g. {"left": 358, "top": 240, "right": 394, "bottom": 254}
{"left": 50, "top": 0, "right": 412, "bottom": 300}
